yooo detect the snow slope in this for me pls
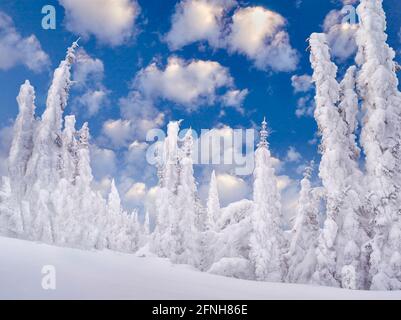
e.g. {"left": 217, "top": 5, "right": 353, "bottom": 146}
{"left": 0, "top": 236, "right": 401, "bottom": 300}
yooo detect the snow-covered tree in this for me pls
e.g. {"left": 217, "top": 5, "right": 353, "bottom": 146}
{"left": 6, "top": 80, "right": 38, "bottom": 235}
{"left": 33, "top": 189, "right": 54, "bottom": 243}
{"left": 108, "top": 179, "right": 123, "bottom": 216}
{"left": 23, "top": 41, "right": 79, "bottom": 242}
{"left": 309, "top": 33, "right": 368, "bottom": 289}
{"left": 8, "top": 81, "right": 37, "bottom": 201}
{"left": 0, "top": 40, "right": 145, "bottom": 254}
{"left": 163, "top": 122, "right": 181, "bottom": 195}
{"left": 70, "top": 122, "right": 103, "bottom": 248}
{"left": 103, "top": 180, "right": 139, "bottom": 252}
{"left": 339, "top": 65, "right": 372, "bottom": 290}
{"left": 76, "top": 123, "right": 92, "bottom": 183}
{"left": 50, "top": 115, "right": 79, "bottom": 245}
{"left": 173, "top": 129, "right": 197, "bottom": 265}
{"left": 286, "top": 162, "right": 319, "bottom": 284}
{"left": 25, "top": 41, "right": 79, "bottom": 190}
{"left": 144, "top": 210, "right": 151, "bottom": 236}
{"left": 196, "top": 169, "right": 221, "bottom": 271}
{"left": 105, "top": 179, "right": 124, "bottom": 249}
{"left": 0, "top": 177, "right": 21, "bottom": 237}
{"left": 206, "top": 170, "right": 220, "bottom": 230}
{"left": 355, "top": 0, "right": 401, "bottom": 290}
{"left": 208, "top": 199, "right": 254, "bottom": 279}
{"left": 249, "top": 118, "right": 285, "bottom": 282}
{"left": 339, "top": 66, "right": 361, "bottom": 161}
{"left": 61, "top": 115, "right": 79, "bottom": 184}
{"left": 151, "top": 121, "right": 181, "bottom": 257}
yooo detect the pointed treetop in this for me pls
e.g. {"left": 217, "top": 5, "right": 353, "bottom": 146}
{"left": 144, "top": 210, "right": 151, "bottom": 235}
{"left": 17, "top": 80, "right": 36, "bottom": 113}
{"left": 304, "top": 160, "right": 315, "bottom": 180}
{"left": 184, "top": 127, "right": 193, "bottom": 139}
{"left": 258, "top": 117, "right": 269, "bottom": 148}
{"left": 110, "top": 178, "right": 117, "bottom": 190}
{"left": 78, "top": 122, "right": 90, "bottom": 146}
{"left": 182, "top": 128, "right": 194, "bottom": 157}
{"left": 132, "top": 210, "right": 139, "bottom": 223}
{"left": 64, "top": 115, "right": 76, "bottom": 130}
{"left": 211, "top": 169, "right": 216, "bottom": 180}
{"left": 66, "top": 39, "right": 80, "bottom": 64}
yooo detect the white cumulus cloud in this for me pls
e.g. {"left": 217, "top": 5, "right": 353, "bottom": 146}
{"left": 215, "top": 173, "right": 250, "bottom": 206}
{"left": 59, "top": 0, "right": 140, "bottom": 46}
{"left": 0, "top": 12, "right": 49, "bottom": 72}
{"left": 133, "top": 57, "right": 246, "bottom": 111}
{"left": 291, "top": 74, "right": 312, "bottom": 93}
{"left": 90, "top": 145, "right": 117, "bottom": 180}
{"left": 221, "top": 89, "right": 249, "bottom": 112}
{"left": 166, "top": 0, "right": 235, "bottom": 50}
{"left": 102, "top": 119, "right": 134, "bottom": 148}
{"left": 323, "top": 9, "right": 358, "bottom": 61}
{"left": 227, "top": 6, "right": 298, "bottom": 72}
{"left": 73, "top": 49, "right": 105, "bottom": 86}
{"left": 72, "top": 49, "right": 109, "bottom": 117}
{"left": 285, "top": 146, "right": 302, "bottom": 163}
{"left": 165, "top": 2, "right": 298, "bottom": 72}
{"left": 125, "top": 182, "right": 147, "bottom": 206}
{"left": 75, "top": 90, "right": 108, "bottom": 117}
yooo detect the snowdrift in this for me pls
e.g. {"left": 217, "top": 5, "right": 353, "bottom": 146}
{"left": 1, "top": 236, "right": 400, "bottom": 300}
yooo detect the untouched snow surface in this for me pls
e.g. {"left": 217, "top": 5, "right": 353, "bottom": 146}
{"left": 1, "top": 236, "right": 401, "bottom": 300}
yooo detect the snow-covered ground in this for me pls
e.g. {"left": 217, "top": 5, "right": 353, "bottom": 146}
{"left": 0, "top": 237, "right": 401, "bottom": 300}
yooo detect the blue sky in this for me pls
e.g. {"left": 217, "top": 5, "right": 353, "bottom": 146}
{"left": 0, "top": 0, "right": 400, "bottom": 215}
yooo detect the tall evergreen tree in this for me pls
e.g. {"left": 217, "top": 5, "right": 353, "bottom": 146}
{"left": 249, "top": 118, "right": 285, "bottom": 282}
{"left": 8, "top": 81, "right": 37, "bottom": 201}
{"left": 24, "top": 41, "right": 79, "bottom": 242}
{"left": 174, "top": 129, "right": 197, "bottom": 265}
{"left": 7, "top": 80, "right": 37, "bottom": 235}
{"left": 152, "top": 121, "right": 181, "bottom": 257}
{"left": 25, "top": 41, "right": 79, "bottom": 190}
{"left": 73, "top": 122, "right": 100, "bottom": 248}
{"left": 356, "top": 0, "right": 401, "bottom": 290}
{"left": 309, "top": 33, "right": 367, "bottom": 288}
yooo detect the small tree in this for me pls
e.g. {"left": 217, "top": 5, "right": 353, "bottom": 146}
{"left": 206, "top": 170, "right": 220, "bottom": 230}
{"left": 286, "top": 162, "right": 319, "bottom": 284}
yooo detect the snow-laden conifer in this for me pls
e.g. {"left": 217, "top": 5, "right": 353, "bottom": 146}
{"left": 25, "top": 41, "right": 79, "bottom": 190}
{"left": 173, "top": 129, "right": 197, "bottom": 265}
{"left": 152, "top": 121, "right": 181, "bottom": 257}
{"left": 309, "top": 33, "right": 368, "bottom": 288}
{"left": 286, "top": 162, "right": 319, "bottom": 284}
{"left": 61, "top": 115, "right": 79, "bottom": 184}
{"left": 249, "top": 118, "right": 285, "bottom": 282}
{"left": 206, "top": 170, "right": 220, "bottom": 230}
{"left": 0, "top": 177, "right": 21, "bottom": 237}
{"left": 8, "top": 81, "right": 36, "bottom": 201}
{"left": 356, "top": 0, "right": 401, "bottom": 290}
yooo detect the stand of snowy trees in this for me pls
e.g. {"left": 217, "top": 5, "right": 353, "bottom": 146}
{"left": 0, "top": 41, "right": 145, "bottom": 252}
{"left": 1, "top": 0, "right": 401, "bottom": 291}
